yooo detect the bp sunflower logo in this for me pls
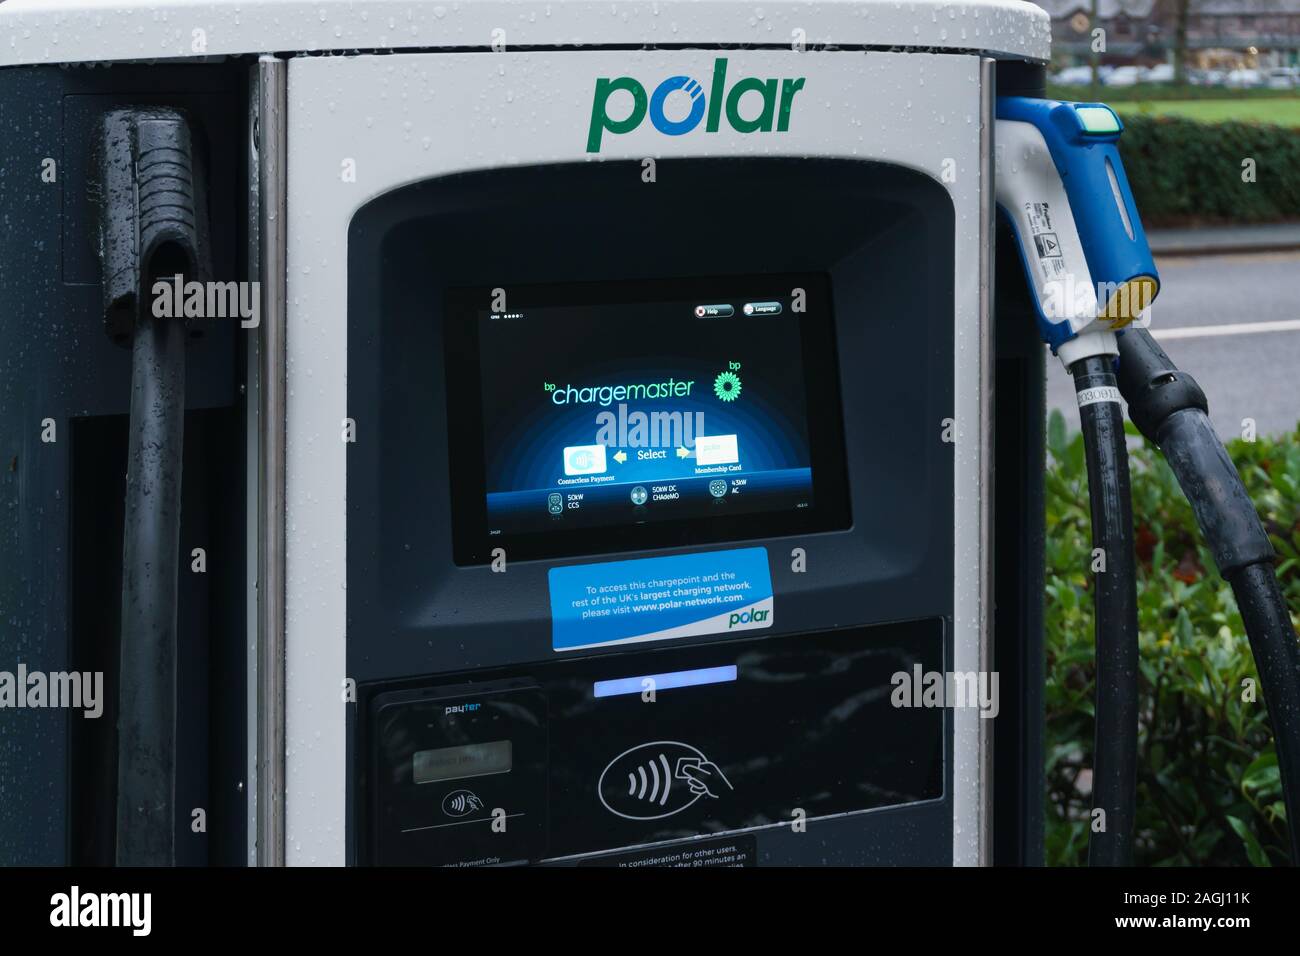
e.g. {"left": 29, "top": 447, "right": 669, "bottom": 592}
{"left": 713, "top": 370, "right": 742, "bottom": 402}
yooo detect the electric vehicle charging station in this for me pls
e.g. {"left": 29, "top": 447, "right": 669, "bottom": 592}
{"left": 1, "top": 0, "right": 1297, "bottom": 873}
{"left": 307, "top": 37, "right": 1006, "bottom": 868}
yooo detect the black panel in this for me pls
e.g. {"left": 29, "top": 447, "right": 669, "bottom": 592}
{"left": 364, "top": 619, "right": 943, "bottom": 865}
{"left": 0, "top": 62, "right": 250, "bottom": 865}
{"left": 66, "top": 418, "right": 127, "bottom": 866}
{"left": 369, "top": 683, "right": 547, "bottom": 866}
{"left": 992, "top": 218, "right": 1047, "bottom": 866}
{"left": 66, "top": 409, "right": 248, "bottom": 866}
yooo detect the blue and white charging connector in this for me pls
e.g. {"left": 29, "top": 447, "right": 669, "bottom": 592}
{"left": 996, "top": 96, "right": 1148, "bottom": 866}
{"left": 996, "top": 98, "right": 1158, "bottom": 367}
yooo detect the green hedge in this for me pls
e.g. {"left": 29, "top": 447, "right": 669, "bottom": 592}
{"left": 1119, "top": 114, "right": 1300, "bottom": 225}
{"left": 1048, "top": 83, "right": 1300, "bottom": 103}
{"left": 1045, "top": 415, "right": 1300, "bottom": 865}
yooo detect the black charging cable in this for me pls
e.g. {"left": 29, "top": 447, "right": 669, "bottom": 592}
{"left": 94, "top": 107, "right": 211, "bottom": 865}
{"left": 1070, "top": 354, "right": 1141, "bottom": 866}
{"left": 1118, "top": 327, "right": 1300, "bottom": 864}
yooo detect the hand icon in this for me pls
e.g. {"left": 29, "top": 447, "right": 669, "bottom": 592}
{"left": 676, "top": 757, "right": 733, "bottom": 799}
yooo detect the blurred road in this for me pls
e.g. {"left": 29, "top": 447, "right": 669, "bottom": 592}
{"left": 1045, "top": 250, "right": 1300, "bottom": 440}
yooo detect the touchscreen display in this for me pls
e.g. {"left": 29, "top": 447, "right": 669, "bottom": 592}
{"left": 444, "top": 274, "right": 848, "bottom": 563}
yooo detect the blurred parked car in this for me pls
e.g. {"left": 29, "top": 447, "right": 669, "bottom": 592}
{"left": 1144, "top": 63, "right": 1175, "bottom": 84}
{"left": 1225, "top": 68, "right": 1264, "bottom": 88}
{"left": 1053, "top": 65, "right": 1094, "bottom": 86}
{"left": 1104, "top": 65, "right": 1146, "bottom": 87}
{"left": 1267, "top": 67, "right": 1300, "bottom": 89}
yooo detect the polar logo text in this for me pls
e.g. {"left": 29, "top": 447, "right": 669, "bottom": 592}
{"left": 728, "top": 607, "right": 770, "bottom": 629}
{"left": 587, "top": 58, "right": 805, "bottom": 152}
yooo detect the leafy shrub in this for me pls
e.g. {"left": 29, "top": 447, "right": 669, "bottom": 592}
{"left": 1044, "top": 413, "right": 1300, "bottom": 865}
{"left": 1119, "top": 114, "right": 1300, "bottom": 225}
{"left": 1048, "top": 83, "right": 1300, "bottom": 103}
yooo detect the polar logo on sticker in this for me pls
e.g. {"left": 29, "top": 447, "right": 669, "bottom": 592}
{"left": 549, "top": 547, "right": 774, "bottom": 652}
{"left": 727, "top": 604, "right": 770, "bottom": 629}
{"left": 598, "top": 741, "right": 733, "bottom": 821}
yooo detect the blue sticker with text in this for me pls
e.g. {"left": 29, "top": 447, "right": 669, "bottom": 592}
{"left": 549, "top": 547, "right": 773, "bottom": 652}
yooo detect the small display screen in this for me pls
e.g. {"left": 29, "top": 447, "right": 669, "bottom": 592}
{"left": 444, "top": 274, "right": 849, "bottom": 563}
{"left": 412, "top": 740, "right": 513, "bottom": 784}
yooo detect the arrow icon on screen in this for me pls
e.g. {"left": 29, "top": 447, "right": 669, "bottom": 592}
{"left": 613, "top": 450, "right": 628, "bottom": 464}
{"left": 676, "top": 447, "right": 693, "bottom": 459}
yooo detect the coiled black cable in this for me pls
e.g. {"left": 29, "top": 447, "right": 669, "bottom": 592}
{"left": 1228, "top": 563, "right": 1300, "bottom": 863}
{"left": 1118, "top": 328, "right": 1300, "bottom": 864}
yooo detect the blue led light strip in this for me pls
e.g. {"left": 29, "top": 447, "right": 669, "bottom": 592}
{"left": 593, "top": 665, "right": 738, "bottom": 699}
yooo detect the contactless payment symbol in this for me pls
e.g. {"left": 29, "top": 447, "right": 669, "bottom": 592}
{"left": 563, "top": 443, "right": 607, "bottom": 476}
{"left": 598, "top": 741, "right": 733, "bottom": 821}
{"left": 442, "top": 789, "right": 484, "bottom": 818}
